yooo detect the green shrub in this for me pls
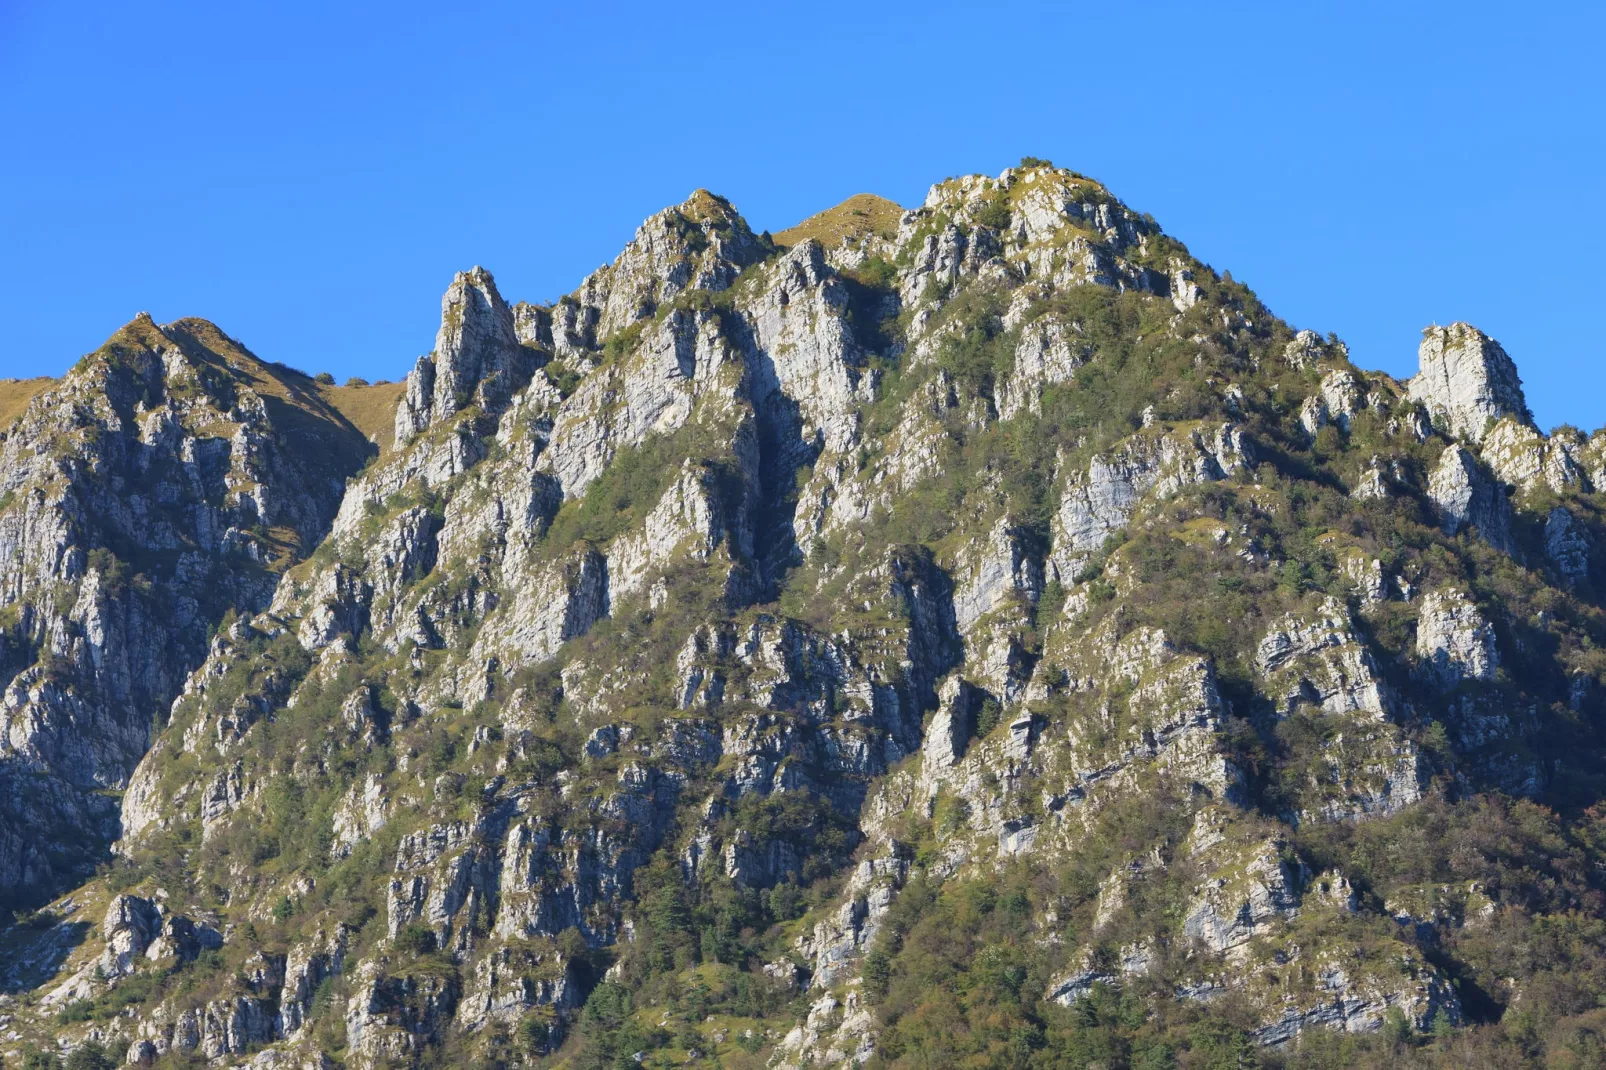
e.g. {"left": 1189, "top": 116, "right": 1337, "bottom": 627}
{"left": 974, "top": 191, "right": 1012, "bottom": 231}
{"left": 976, "top": 696, "right": 1002, "bottom": 738}
{"left": 396, "top": 922, "right": 436, "bottom": 954}
{"left": 65, "top": 1042, "right": 115, "bottom": 1070}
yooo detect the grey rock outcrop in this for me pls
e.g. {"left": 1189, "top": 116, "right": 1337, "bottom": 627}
{"left": 133, "top": 996, "right": 279, "bottom": 1060}
{"left": 580, "top": 189, "right": 766, "bottom": 339}
{"left": 478, "top": 548, "right": 608, "bottom": 670}
{"left": 1050, "top": 423, "right": 1253, "bottom": 580}
{"left": 1546, "top": 507, "right": 1591, "bottom": 586}
{"left": 1416, "top": 589, "right": 1499, "bottom": 691}
{"left": 1427, "top": 443, "right": 1513, "bottom": 551}
{"left": 101, "top": 893, "right": 162, "bottom": 978}
{"left": 395, "top": 267, "right": 537, "bottom": 446}
{"left": 953, "top": 517, "right": 1045, "bottom": 634}
{"left": 922, "top": 677, "right": 981, "bottom": 779}
{"left": 1482, "top": 418, "right": 1586, "bottom": 495}
{"left": 1255, "top": 598, "right": 1390, "bottom": 721}
{"left": 1183, "top": 815, "right": 1305, "bottom": 958}
{"left": 997, "top": 314, "right": 1085, "bottom": 420}
{"left": 1407, "top": 322, "right": 1531, "bottom": 444}
{"left": 1250, "top": 963, "right": 1462, "bottom": 1046}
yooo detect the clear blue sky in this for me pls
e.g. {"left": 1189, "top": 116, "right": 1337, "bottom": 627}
{"left": 2, "top": 2, "right": 1601, "bottom": 429}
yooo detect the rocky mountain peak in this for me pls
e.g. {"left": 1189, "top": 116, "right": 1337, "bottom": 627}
{"left": 6, "top": 166, "right": 1606, "bottom": 1069}
{"left": 677, "top": 187, "right": 742, "bottom": 224}
{"left": 0, "top": 315, "right": 372, "bottom": 909}
{"left": 774, "top": 193, "right": 903, "bottom": 250}
{"left": 1407, "top": 321, "right": 1532, "bottom": 444}
{"left": 579, "top": 188, "right": 767, "bottom": 339}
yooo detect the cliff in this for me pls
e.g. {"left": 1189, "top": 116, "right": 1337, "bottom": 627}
{"left": 3, "top": 163, "right": 1605, "bottom": 1069}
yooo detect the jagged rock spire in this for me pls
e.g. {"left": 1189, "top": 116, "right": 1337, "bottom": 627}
{"left": 394, "top": 266, "right": 534, "bottom": 446}
{"left": 1407, "top": 322, "right": 1531, "bottom": 444}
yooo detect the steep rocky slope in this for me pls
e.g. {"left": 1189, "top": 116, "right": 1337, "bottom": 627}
{"left": 5, "top": 165, "right": 1606, "bottom": 1069}
{"left": 0, "top": 323, "right": 379, "bottom": 905}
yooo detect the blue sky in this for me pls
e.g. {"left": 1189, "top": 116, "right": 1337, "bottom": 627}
{"left": 2, "top": 1, "right": 1601, "bottom": 429}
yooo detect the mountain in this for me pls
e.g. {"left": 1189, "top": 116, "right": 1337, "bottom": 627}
{"left": 0, "top": 319, "right": 376, "bottom": 905}
{"left": 3, "top": 163, "right": 1606, "bottom": 1069}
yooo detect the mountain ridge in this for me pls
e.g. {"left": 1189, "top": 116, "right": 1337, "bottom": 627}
{"left": 1, "top": 161, "right": 1604, "bottom": 1069}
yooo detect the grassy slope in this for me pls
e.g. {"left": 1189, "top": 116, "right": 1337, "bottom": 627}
{"left": 774, "top": 193, "right": 903, "bottom": 249}
{"left": 0, "top": 378, "right": 56, "bottom": 429}
{"left": 318, "top": 380, "right": 406, "bottom": 452}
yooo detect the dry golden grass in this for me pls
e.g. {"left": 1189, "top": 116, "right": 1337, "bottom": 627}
{"left": 318, "top": 380, "right": 406, "bottom": 452}
{"left": 0, "top": 377, "right": 55, "bottom": 429}
{"left": 155, "top": 317, "right": 329, "bottom": 416}
{"left": 156, "top": 318, "right": 402, "bottom": 452}
{"left": 774, "top": 193, "right": 903, "bottom": 250}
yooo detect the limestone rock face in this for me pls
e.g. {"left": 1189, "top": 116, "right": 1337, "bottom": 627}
{"left": 1408, "top": 322, "right": 1531, "bottom": 444}
{"left": 953, "top": 517, "right": 1045, "bottom": 634}
{"left": 1546, "top": 506, "right": 1591, "bottom": 586}
{"left": 532, "top": 304, "right": 744, "bottom": 505}
{"left": 744, "top": 240, "right": 870, "bottom": 460}
{"left": 1481, "top": 417, "right": 1585, "bottom": 495}
{"left": 429, "top": 268, "right": 534, "bottom": 420}
{"left": 394, "top": 267, "right": 537, "bottom": 446}
{"left": 1247, "top": 596, "right": 1427, "bottom": 822}
{"left": 10, "top": 163, "right": 1606, "bottom": 1068}
{"left": 476, "top": 548, "right": 608, "bottom": 671}
{"left": 581, "top": 189, "right": 767, "bottom": 339}
{"left": 997, "top": 314, "right": 1085, "bottom": 419}
{"left": 1299, "top": 368, "right": 1366, "bottom": 439}
{"left": 922, "top": 677, "right": 981, "bottom": 777}
{"left": 1428, "top": 443, "right": 1513, "bottom": 551}
{"left": 1283, "top": 329, "right": 1337, "bottom": 370}
{"left": 0, "top": 315, "right": 368, "bottom": 905}
{"left": 132, "top": 996, "right": 280, "bottom": 1061}
{"left": 1183, "top": 814, "right": 1305, "bottom": 957}
{"left": 1249, "top": 960, "right": 1462, "bottom": 1046}
{"left": 1351, "top": 456, "right": 1395, "bottom": 501}
{"left": 1049, "top": 423, "right": 1253, "bottom": 580}
{"left": 100, "top": 894, "right": 162, "bottom": 978}
{"left": 1416, "top": 589, "right": 1499, "bottom": 691}
{"left": 1255, "top": 598, "right": 1390, "bottom": 720}
{"left": 606, "top": 457, "right": 756, "bottom": 604}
